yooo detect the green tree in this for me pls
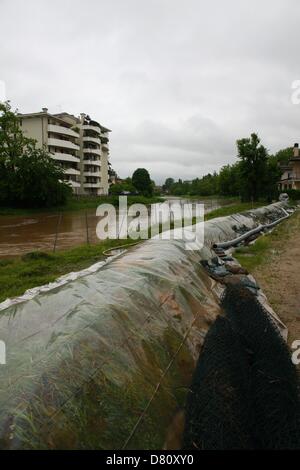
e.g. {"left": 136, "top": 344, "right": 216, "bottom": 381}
{"left": 162, "top": 177, "right": 175, "bottom": 193}
{"left": 109, "top": 180, "right": 135, "bottom": 195}
{"left": 264, "top": 155, "right": 281, "bottom": 202}
{"left": 218, "top": 163, "right": 241, "bottom": 197}
{"left": 273, "top": 147, "right": 293, "bottom": 165}
{"left": 132, "top": 168, "right": 153, "bottom": 197}
{"left": 0, "top": 101, "right": 71, "bottom": 208}
{"left": 236, "top": 133, "right": 268, "bottom": 201}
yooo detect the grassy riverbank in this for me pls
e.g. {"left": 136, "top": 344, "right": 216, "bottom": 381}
{"left": 0, "top": 195, "right": 164, "bottom": 216}
{"left": 179, "top": 194, "right": 238, "bottom": 202}
{"left": 0, "top": 238, "right": 138, "bottom": 303}
{"left": 0, "top": 200, "right": 267, "bottom": 304}
{"left": 205, "top": 201, "right": 264, "bottom": 221}
{"left": 234, "top": 209, "right": 297, "bottom": 272}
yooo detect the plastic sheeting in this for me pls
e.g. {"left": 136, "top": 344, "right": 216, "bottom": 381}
{"left": 0, "top": 202, "right": 289, "bottom": 449}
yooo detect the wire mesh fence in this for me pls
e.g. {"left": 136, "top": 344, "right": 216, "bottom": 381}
{"left": 183, "top": 283, "right": 300, "bottom": 449}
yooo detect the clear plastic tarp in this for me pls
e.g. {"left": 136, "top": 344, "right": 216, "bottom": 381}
{"left": 0, "top": 202, "right": 288, "bottom": 449}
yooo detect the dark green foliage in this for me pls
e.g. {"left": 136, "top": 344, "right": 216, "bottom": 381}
{"left": 285, "top": 189, "right": 300, "bottom": 200}
{"left": 0, "top": 101, "right": 71, "bottom": 208}
{"left": 237, "top": 133, "right": 268, "bottom": 202}
{"left": 163, "top": 173, "right": 221, "bottom": 197}
{"left": 218, "top": 163, "right": 241, "bottom": 197}
{"left": 21, "top": 251, "right": 55, "bottom": 262}
{"left": 162, "top": 177, "right": 175, "bottom": 192}
{"left": 132, "top": 168, "right": 153, "bottom": 197}
{"left": 264, "top": 155, "right": 281, "bottom": 202}
{"left": 184, "top": 283, "right": 300, "bottom": 449}
{"left": 109, "top": 177, "right": 136, "bottom": 195}
{"left": 274, "top": 147, "right": 293, "bottom": 165}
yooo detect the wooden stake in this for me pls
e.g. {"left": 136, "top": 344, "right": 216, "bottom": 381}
{"left": 85, "top": 211, "right": 90, "bottom": 245}
{"left": 53, "top": 213, "right": 62, "bottom": 253}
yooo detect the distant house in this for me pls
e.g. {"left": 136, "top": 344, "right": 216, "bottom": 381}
{"left": 279, "top": 143, "right": 300, "bottom": 191}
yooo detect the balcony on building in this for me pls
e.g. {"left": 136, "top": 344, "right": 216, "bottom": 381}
{"left": 84, "top": 182, "right": 101, "bottom": 188}
{"left": 100, "top": 134, "right": 109, "bottom": 144}
{"left": 82, "top": 119, "right": 101, "bottom": 135}
{"left": 83, "top": 153, "right": 101, "bottom": 166}
{"left": 83, "top": 146, "right": 101, "bottom": 156}
{"left": 83, "top": 127, "right": 101, "bottom": 140}
{"left": 64, "top": 167, "right": 80, "bottom": 176}
{"left": 84, "top": 164, "right": 101, "bottom": 177}
{"left": 48, "top": 134, "right": 80, "bottom": 152}
{"left": 83, "top": 135, "right": 101, "bottom": 145}
{"left": 84, "top": 174, "right": 101, "bottom": 189}
{"left": 48, "top": 123, "right": 79, "bottom": 139}
{"left": 65, "top": 174, "right": 81, "bottom": 189}
{"left": 48, "top": 145, "right": 80, "bottom": 164}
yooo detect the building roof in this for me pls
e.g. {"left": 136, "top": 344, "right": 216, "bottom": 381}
{"left": 18, "top": 110, "right": 75, "bottom": 127}
{"left": 100, "top": 124, "right": 112, "bottom": 133}
{"left": 18, "top": 110, "right": 111, "bottom": 132}
{"left": 53, "top": 112, "right": 80, "bottom": 124}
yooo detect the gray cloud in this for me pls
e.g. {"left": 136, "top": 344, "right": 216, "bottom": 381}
{"left": 1, "top": 0, "right": 300, "bottom": 183}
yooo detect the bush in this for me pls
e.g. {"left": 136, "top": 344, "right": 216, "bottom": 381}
{"left": 285, "top": 189, "right": 300, "bottom": 200}
{"left": 21, "top": 251, "right": 55, "bottom": 262}
{"left": 132, "top": 168, "right": 153, "bottom": 197}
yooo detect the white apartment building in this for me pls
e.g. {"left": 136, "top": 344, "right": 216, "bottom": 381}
{"left": 19, "top": 108, "right": 111, "bottom": 195}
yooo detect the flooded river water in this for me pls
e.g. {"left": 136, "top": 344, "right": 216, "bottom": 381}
{"left": 0, "top": 198, "right": 232, "bottom": 258}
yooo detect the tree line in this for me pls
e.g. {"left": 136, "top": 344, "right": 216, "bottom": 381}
{"left": 163, "top": 134, "right": 292, "bottom": 202}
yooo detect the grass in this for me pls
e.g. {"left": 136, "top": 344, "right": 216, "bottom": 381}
{"left": 204, "top": 201, "right": 265, "bottom": 220}
{"left": 179, "top": 194, "right": 239, "bottom": 202}
{"left": 234, "top": 210, "right": 298, "bottom": 272}
{"left": 234, "top": 237, "right": 272, "bottom": 272}
{"left": 0, "top": 238, "right": 138, "bottom": 303}
{"left": 0, "top": 195, "right": 164, "bottom": 216}
{"left": 64, "top": 195, "right": 164, "bottom": 211}
{"left": 0, "top": 199, "right": 272, "bottom": 304}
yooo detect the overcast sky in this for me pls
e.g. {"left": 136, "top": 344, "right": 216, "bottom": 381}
{"left": 1, "top": 0, "right": 300, "bottom": 183}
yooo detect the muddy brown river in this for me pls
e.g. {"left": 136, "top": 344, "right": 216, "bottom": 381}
{"left": 0, "top": 198, "right": 230, "bottom": 258}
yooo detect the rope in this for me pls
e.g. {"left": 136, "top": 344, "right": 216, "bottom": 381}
{"left": 102, "top": 240, "right": 143, "bottom": 257}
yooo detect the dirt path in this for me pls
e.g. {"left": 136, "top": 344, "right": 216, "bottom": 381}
{"left": 251, "top": 210, "right": 300, "bottom": 347}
